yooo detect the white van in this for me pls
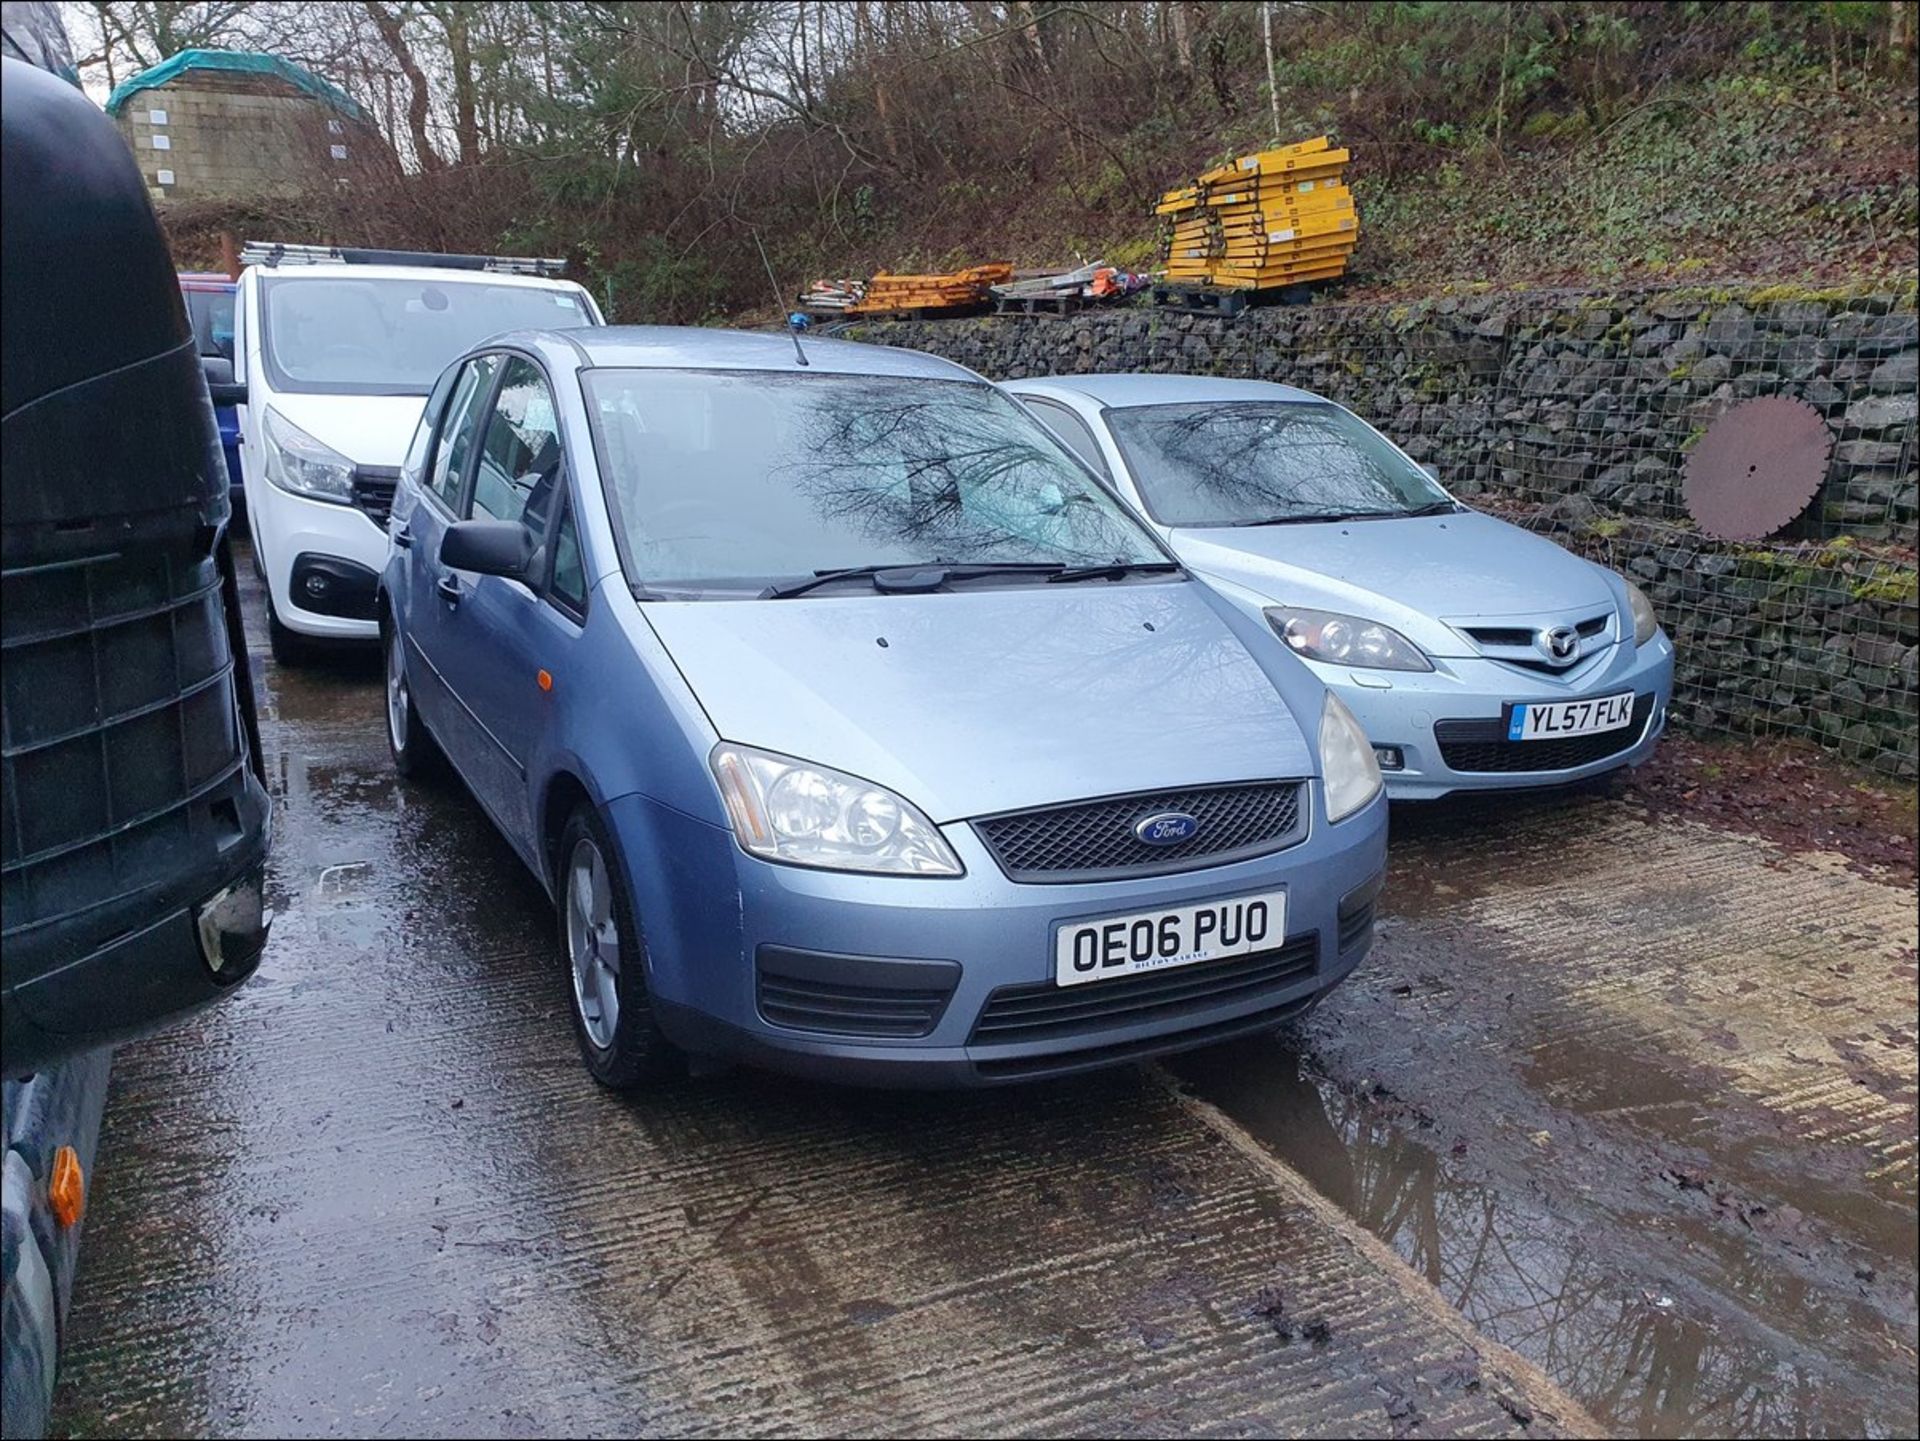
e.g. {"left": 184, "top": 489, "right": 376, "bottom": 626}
{"left": 216, "top": 244, "right": 603, "bottom": 662}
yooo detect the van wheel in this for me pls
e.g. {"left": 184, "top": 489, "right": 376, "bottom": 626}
{"left": 384, "top": 623, "right": 443, "bottom": 779}
{"left": 557, "top": 805, "right": 682, "bottom": 1090}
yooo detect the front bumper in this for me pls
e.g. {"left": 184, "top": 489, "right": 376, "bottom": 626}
{"left": 1309, "top": 633, "right": 1675, "bottom": 801}
{"left": 250, "top": 479, "right": 388, "bottom": 641}
{"left": 607, "top": 783, "right": 1388, "bottom": 1087}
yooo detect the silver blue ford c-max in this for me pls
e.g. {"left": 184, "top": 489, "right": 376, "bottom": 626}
{"left": 380, "top": 329, "right": 1387, "bottom": 1088}
{"left": 1006, "top": 376, "right": 1675, "bottom": 800}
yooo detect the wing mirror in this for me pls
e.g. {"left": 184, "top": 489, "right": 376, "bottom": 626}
{"left": 201, "top": 354, "right": 247, "bottom": 407}
{"left": 440, "top": 518, "right": 535, "bottom": 579}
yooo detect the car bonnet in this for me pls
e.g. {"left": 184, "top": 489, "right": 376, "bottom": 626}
{"left": 642, "top": 581, "right": 1314, "bottom": 823}
{"left": 1170, "top": 510, "right": 1621, "bottom": 653}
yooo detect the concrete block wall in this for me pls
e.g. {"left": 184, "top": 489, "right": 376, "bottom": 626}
{"left": 114, "top": 80, "right": 356, "bottom": 202}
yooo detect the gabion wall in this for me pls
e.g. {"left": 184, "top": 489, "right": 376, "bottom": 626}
{"left": 852, "top": 288, "right": 1919, "bottom": 777}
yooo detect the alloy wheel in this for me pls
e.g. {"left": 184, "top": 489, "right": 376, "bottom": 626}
{"left": 566, "top": 836, "right": 621, "bottom": 1050}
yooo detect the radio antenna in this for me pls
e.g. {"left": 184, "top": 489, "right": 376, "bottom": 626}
{"left": 755, "top": 232, "right": 808, "bottom": 367}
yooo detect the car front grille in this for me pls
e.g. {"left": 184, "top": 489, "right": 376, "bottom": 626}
{"left": 350, "top": 466, "right": 400, "bottom": 528}
{"left": 754, "top": 948, "right": 957, "bottom": 1038}
{"left": 1434, "top": 693, "right": 1654, "bottom": 773}
{"left": 1461, "top": 613, "right": 1610, "bottom": 650}
{"left": 972, "top": 995, "right": 1316, "bottom": 1080}
{"left": 973, "top": 781, "right": 1306, "bottom": 883}
{"left": 1460, "top": 612, "right": 1613, "bottom": 676}
{"left": 969, "top": 932, "right": 1319, "bottom": 1048}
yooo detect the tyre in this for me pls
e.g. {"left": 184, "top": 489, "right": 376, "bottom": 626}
{"left": 556, "top": 805, "right": 682, "bottom": 1089}
{"left": 383, "top": 622, "right": 444, "bottom": 779}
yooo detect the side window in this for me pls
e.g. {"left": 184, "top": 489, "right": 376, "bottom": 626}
{"left": 207, "top": 291, "right": 236, "bottom": 362}
{"left": 1023, "top": 397, "right": 1111, "bottom": 479}
{"left": 401, "top": 365, "right": 460, "bottom": 494}
{"left": 471, "top": 357, "right": 562, "bottom": 532}
{"left": 547, "top": 498, "right": 587, "bottom": 616}
{"left": 426, "top": 354, "right": 500, "bottom": 512}
{"left": 185, "top": 291, "right": 236, "bottom": 361}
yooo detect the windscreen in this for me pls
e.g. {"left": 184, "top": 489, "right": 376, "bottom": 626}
{"left": 584, "top": 369, "right": 1165, "bottom": 590}
{"left": 1104, "top": 400, "right": 1452, "bottom": 525}
{"left": 259, "top": 276, "right": 591, "bottom": 395}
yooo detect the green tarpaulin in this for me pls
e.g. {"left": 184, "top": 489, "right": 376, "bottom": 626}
{"left": 106, "top": 49, "right": 366, "bottom": 122}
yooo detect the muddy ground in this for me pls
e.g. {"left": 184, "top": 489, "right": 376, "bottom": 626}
{"left": 48, "top": 565, "right": 1919, "bottom": 1438}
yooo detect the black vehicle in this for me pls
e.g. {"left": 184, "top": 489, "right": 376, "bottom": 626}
{"left": 2, "top": 57, "right": 271, "bottom": 1078}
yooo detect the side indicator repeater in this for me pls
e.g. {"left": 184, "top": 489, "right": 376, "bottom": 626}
{"left": 51, "top": 1145, "right": 85, "bottom": 1228}
{"left": 537, "top": 669, "right": 553, "bottom": 692}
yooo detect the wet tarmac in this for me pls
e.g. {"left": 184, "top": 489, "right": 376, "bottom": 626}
{"left": 47, "top": 561, "right": 1918, "bottom": 1438}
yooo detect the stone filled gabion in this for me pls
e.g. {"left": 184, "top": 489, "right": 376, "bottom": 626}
{"left": 853, "top": 288, "right": 1918, "bottom": 777}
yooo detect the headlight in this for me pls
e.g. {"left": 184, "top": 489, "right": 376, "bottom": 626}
{"left": 262, "top": 408, "right": 355, "bottom": 504}
{"left": 1265, "top": 606, "right": 1432, "bottom": 672}
{"left": 709, "top": 743, "right": 964, "bottom": 876}
{"left": 1320, "top": 691, "right": 1383, "bottom": 823}
{"left": 1623, "top": 579, "right": 1659, "bottom": 646}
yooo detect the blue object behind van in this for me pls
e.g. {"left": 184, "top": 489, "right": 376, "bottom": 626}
{"left": 179, "top": 271, "right": 242, "bottom": 503}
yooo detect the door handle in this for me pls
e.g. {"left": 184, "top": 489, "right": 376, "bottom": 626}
{"left": 392, "top": 525, "right": 412, "bottom": 549}
{"left": 436, "top": 576, "right": 462, "bottom": 606}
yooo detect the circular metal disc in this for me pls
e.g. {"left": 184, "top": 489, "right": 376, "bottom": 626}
{"left": 1683, "top": 396, "right": 1834, "bottom": 541}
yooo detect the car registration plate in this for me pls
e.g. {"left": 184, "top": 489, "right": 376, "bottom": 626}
{"left": 1054, "top": 889, "right": 1286, "bottom": 988}
{"left": 1506, "top": 690, "right": 1635, "bottom": 741}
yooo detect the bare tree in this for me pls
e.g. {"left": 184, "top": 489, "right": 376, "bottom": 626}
{"left": 83, "top": 0, "right": 252, "bottom": 72}
{"left": 363, "top": 1, "right": 444, "bottom": 170}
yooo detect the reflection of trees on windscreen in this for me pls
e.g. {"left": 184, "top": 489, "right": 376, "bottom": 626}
{"left": 784, "top": 382, "right": 1157, "bottom": 564}
{"left": 1113, "top": 404, "right": 1431, "bottom": 524}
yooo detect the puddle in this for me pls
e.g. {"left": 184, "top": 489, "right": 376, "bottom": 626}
{"left": 1523, "top": 1032, "right": 1920, "bottom": 1270}
{"left": 1171, "top": 1040, "right": 1918, "bottom": 1439}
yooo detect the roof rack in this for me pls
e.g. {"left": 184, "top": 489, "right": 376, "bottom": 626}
{"left": 238, "top": 241, "right": 566, "bottom": 277}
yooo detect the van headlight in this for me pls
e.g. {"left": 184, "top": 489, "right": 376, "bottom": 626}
{"left": 1266, "top": 605, "right": 1432, "bottom": 671}
{"left": 710, "top": 743, "right": 964, "bottom": 876}
{"left": 1623, "top": 579, "right": 1659, "bottom": 646}
{"left": 262, "top": 408, "right": 355, "bottom": 504}
{"left": 1320, "top": 692, "right": 1384, "bottom": 823}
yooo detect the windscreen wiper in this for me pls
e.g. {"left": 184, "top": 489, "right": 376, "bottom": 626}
{"left": 1226, "top": 510, "right": 1400, "bottom": 527}
{"left": 1044, "top": 561, "right": 1183, "bottom": 583}
{"left": 762, "top": 561, "right": 1084, "bottom": 599}
{"left": 761, "top": 565, "right": 924, "bottom": 599}
{"left": 1399, "top": 499, "right": 1460, "bottom": 517}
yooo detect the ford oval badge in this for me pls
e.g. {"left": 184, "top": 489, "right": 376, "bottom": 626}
{"left": 1133, "top": 811, "right": 1200, "bottom": 846}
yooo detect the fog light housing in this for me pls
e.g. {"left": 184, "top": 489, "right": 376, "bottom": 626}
{"left": 289, "top": 552, "right": 379, "bottom": 619}
{"left": 195, "top": 872, "right": 269, "bottom": 980}
{"left": 1373, "top": 745, "right": 1405, "bottom": 772}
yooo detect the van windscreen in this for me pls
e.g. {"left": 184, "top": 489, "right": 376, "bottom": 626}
{"left": 259, "top": 276, "right": 591, "bottom": 395}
